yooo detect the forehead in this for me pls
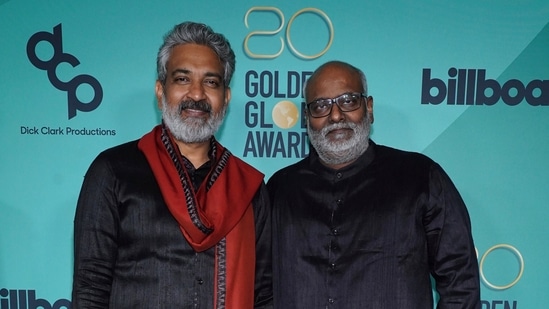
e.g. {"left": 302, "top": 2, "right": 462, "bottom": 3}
{"left": 306, "top": 64, "right": 362, "bottom": 100}
{"left": 166, "top": 43, "right": 223, "bottom": 75}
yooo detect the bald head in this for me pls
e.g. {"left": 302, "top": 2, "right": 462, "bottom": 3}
{"left": 304, "top": 61, "right": 368, "bottom": 103}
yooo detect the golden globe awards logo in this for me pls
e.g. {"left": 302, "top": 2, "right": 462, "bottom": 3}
{"left": 243, "top": 7, "right": 334, "bottom": 59}
{"left": 272, "top": 101, "right": 299, "bottom": 129}
{"left": 241, "top": 6, "right": 334, "bottom": 158}
{"left": 242, "top": 70, "right": 311, "bottom": 158}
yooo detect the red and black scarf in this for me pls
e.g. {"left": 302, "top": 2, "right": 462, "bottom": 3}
{"left": 138, "top": 124, "right": 263, "bottom": 309}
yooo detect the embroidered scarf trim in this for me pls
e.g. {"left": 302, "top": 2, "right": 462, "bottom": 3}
{"left": 138, "top": 124, "right": 263, "bottom": 309}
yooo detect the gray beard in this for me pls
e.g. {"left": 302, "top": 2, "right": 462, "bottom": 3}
{"left": 161, "top": 95, "right": 226, "bottom": 143}
{"left": 307, "top": 113, "right": 371, "bottom": 166}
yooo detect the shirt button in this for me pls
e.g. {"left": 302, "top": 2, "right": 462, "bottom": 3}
{"left": 336, "top": 199, "right": 343, "bottom": 206}
{"left": 332, "top": 228, "right": 339, "bottom": 235}
{"left": 328, "top": 298, "right": 335, "bottom": 304}
{"left": 336, "top": 172, "right": 342, "bottom": 179}
{"left": 197, "top": 278, "right": 204, "bottom": 285}
{"left": 330, "top": 263, "right": 336, "bottom": 269}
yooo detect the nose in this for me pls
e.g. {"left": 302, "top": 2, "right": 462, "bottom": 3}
{"left": 187, "top": 80, "right": 206, "bottom": 101}
{"left": 328, "top": 103, "right": 345, "bottom": 123}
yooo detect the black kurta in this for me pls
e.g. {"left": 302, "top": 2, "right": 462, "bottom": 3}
{"left": 72, "top": 140, "right": 272, "bottom": 308}
{"left": 267, "top": 141, "right": 480, "bottom": 309}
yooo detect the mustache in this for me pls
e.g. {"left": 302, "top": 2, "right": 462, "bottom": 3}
{"left": 178, "top": 100, "right": 212, "bottom": 113}
{"left": 321, "top": 122, "right": 354, "bottom": 135}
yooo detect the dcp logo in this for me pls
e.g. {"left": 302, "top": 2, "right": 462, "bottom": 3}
{"left": 27, "top": 23, "right": 103, "bottom": 119}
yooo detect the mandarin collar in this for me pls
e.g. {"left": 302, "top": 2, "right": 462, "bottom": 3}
{"left": 308, "top": 139, "right": 376, "bottom": 180}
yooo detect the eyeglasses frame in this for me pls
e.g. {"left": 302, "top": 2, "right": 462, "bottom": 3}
{"left": 306, "top": 92, "right": 368, "bottom": 118}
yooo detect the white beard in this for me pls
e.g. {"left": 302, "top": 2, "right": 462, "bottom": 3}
{"left": 161, "top": 95, "right": 226, "bottom": 143}
{"left": 307, "top": 113, "right": 371, "bottom": 166}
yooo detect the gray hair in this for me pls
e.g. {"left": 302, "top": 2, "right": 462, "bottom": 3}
{"left": 156, "top": 21, "right": 236, "bottom": 87}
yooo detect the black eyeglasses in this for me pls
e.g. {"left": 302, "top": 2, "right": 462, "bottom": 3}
{"left": 306, "top": 92, "right": 366, "bottom": 118}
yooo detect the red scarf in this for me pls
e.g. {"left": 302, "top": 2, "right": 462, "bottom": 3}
{"left": 138, "top": 124, "right": 263, "bottom": 309}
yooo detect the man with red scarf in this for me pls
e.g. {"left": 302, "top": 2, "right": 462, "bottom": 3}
{"left": 72, "top": 21, "right": 272, "bottom": 309}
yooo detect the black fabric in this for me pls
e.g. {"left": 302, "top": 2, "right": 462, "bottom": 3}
{"left": 72, "top": 140, "right": 272, "bottom": 308}
{"left": 267, "top": 141, "right": 480, "bottom": 309}
{"left": 180, "top": 151, "right": 211, "bottom": 190}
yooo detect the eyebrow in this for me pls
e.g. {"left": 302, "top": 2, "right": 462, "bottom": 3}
{"left": 171, "top": 68, "right": 223, "bottom": 81}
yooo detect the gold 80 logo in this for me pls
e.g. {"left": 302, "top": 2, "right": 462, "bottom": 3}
{"left": 244, "top": 7, "right": 334, "bottom": 59}
{"left": 477, "top": 244, "right": 524, "bottom": 290}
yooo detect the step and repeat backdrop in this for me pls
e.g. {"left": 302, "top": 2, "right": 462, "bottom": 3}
{"left": 1, "top": 0, "right": 548, "bottom": 308}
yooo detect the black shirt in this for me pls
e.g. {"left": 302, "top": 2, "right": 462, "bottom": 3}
{"left": 72, "top": 140, "right": 272, "bottom": 308}
{"left": 267, "top": 141, "right": 480, "bottom": 309}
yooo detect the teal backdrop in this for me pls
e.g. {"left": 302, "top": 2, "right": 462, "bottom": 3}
{"left": 1, "top": 0, "right": 548, "bottom": 308}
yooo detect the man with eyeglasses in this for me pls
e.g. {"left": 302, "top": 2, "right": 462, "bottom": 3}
{"left": 267, "top": 61, "right": 480, "bottom": 308}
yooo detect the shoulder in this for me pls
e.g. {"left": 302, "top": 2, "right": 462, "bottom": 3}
{"left": 373, "top": 143, "right": 436, "bottom": 169}
{"left": 266, "top": 156, "right": 309, "bottom": 190}
{"left": 375, "top": 143, "right": 433, "bottom": 161}
{"left": 87, "top": 139, "right": 146, "bottom": 176}
{"left": 97, "top": 140, "right": 141, "bottom": 160}
{"left": 367, "top": 143, "right": 448, "bottom": 187}
{"left": 270, "top": 156, "right": 308, "bottom": 177}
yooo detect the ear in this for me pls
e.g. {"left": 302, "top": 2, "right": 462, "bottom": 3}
{"left": 366, "top": 96, "right": 374, "bottom": 123}
{"left": 224, "top": 86, "right": 231, "bottom": 106}
{"left": 155, "top": 80, "right": 164, "bottom": 110}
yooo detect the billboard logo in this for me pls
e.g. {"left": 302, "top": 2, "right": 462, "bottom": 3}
{"left": 27, "top": 23, "right": 103, "bottom": 119}
{"left": 421, "top": 68, "right": 548, "bottom": 106}
{"left": 0, "top": 289, "right": 70, "bottom": 309}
